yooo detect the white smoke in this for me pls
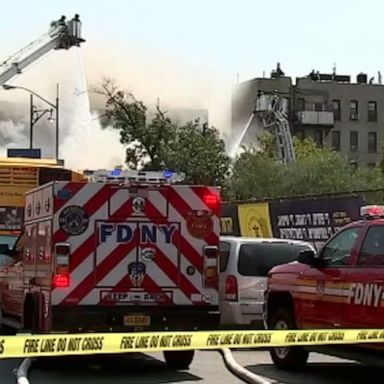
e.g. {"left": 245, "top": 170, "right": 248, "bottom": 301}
{"left": 0, "top": 48, "right": 125, "bottom": 169}
{"left": 0, "top": 120, "right": 29, "bottom": 156}
{"left": 0, "top": 42, "right": 232, "bottom": 167}
{"left": 82, "top": 45, "right": 232, "bottom": 134}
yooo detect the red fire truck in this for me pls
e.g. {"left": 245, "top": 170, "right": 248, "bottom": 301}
{"left": 265, "top": 205, "right": 384, "bottom": 370}
{"left": 0, "top": 170, "right": 221, "bottom": 369}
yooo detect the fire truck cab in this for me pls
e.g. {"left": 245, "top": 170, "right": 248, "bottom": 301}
{"left": 266, "top": 205, "right": 384, "bottom": 370}
{"left": 0, "top": 169, "right": 221, "bottom": 369}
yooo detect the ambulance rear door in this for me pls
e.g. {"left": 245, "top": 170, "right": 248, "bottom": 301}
{"left": 95, "top": 185, "right": 179, "bottom": 305}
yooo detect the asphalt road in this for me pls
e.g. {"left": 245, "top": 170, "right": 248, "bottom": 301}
{"left": 0, "top": 350, "right": 383, "bottom": 384}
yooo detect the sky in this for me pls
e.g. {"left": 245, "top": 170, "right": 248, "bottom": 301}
{"left": 0, "top": 0, "right": 382, "bottom": 81}
{"left": 0, "top": 0, "right": 383, "bottom": 167}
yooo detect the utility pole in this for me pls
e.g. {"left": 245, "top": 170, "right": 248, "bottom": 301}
{"left": 55, "top": 83, "right": 59, "bottom": 161}
{"left": 29, "top": 94, "right": 33, "bottom": 149}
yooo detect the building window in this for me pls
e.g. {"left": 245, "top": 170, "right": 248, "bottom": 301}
{"left": 368, "top": 132, "right": 377, "bottom": 153}
{"left": 368, "top": 162, "right": 376, "bottom": 168}
{"left": 331, "top": 130, "right": 341, "bottom": 151}
{"left": 350, "top": 131, "right": 358, "bottom": 152}
{"left": 368, "top": 101, "right": 377, "bottom": 121}
{"left": 350, "top": 100, "right": 359, "bottom": 120}
{"left": 314, "top": 130, "right": 323, "bottom": 147}
{"left": 297, "top": 98, "right": 305, "bottom": 111}
{"left": 295, "top": 130, "right": 305, "bottom": 140}
{"left": 332, "top": 99, "right": 341, "bottom": 121}
{"left": 314, "top": 102, "right": 323, "bottom": 112}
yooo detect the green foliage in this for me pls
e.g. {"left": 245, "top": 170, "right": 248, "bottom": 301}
{"left": 97, "top": 78, "right": 176, "bottom": 170}
{"left": 257, "top": 131, "right": 278, "bottom": 159}
{"left": 230, "top": 134, "right": 384, "bottom": 200}
{"left": 95, "top": 79, "right": 384, "bottom": 198}
{"left": 165, "top": 122, "right": 231, "bottom": 185}
{"left": 97, "top": 78, "right": 230, "bottom": 185}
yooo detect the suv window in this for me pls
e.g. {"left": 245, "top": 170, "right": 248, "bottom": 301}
{"left": 0, "top": 235, "right": 18, "bottom": 249}
{"left": 219, "top": 241, "right": 231, "bottom": 272}
{"left": 358, "top": 226, "right": 384, "bottom": 266}
{"left": 321, "top": 227, "right": 360, "bottom": 266}
{"left": 238, "top": 242, "right": 311, "bottom": 277}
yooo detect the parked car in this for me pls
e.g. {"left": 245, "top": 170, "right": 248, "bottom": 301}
{"left": 219, "top": 236, "right": 315, "bottom": 328}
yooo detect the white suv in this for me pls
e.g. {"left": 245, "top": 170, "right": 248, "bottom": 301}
{"left": 219, "top": 236, "right": 315, "bottom": 327}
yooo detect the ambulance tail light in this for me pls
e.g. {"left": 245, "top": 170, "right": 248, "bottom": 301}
{"left": 53, "top": 274, "right": 70, "bottom": 288}
{"left": 53, "top": 242, "right": 71, "bottom": 288}
{"left": 203, "top": 246, "right": 218, "bottom": 289}
{"left": 225, "top": 275, "right": 238, "bottom": 301}
{"left": 202, "top": 192, "right": 221, "bottom": 215}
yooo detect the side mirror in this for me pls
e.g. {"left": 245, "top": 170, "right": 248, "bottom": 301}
{"left": 298, "top": 249, "right": 320, "bottom": 266}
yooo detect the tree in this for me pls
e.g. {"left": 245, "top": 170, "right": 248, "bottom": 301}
{"left": 96, "top": 78, "right": 230, "bottom": 185}
{"left": 229, "top": 133, "right": 384, "bottom": 200}
{"left": 165, "top": 122, "right": 231, "bottom": 185}
{"left": 229, "top": 143, "right": 283, "bottom": 200}
{"left": 95, "top": 78, "right": 176, "bottom": 170}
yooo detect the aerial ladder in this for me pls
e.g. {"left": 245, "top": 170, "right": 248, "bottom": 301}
{"left": 0, "top": 14, "right": 85, "bottom": 87}
{"left": 239, "top": 92, "right": 295, "bottom": 165}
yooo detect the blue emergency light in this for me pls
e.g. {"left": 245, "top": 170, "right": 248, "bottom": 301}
{"left": 111, "top": 169, "right": 122, "bottom": 177}
{"left": 163, "top": 169, "right": 173, "bottom": 179}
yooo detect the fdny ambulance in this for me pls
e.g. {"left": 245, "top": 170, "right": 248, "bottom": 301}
{"left": 265, "top": 205, "right": 384, "bottom": 370}
{"left": 0, "top": 170, "right": 221, "bottom": 369}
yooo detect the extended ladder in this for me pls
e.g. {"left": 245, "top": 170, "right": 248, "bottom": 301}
{"left": 255, "top": 93, "right": 295, "bottom": 164}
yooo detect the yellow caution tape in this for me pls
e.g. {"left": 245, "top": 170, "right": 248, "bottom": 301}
{"left": 1, "top": 329, "right": 384, "bottom": 359}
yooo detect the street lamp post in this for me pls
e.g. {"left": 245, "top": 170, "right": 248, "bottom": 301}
{"left": 29, "top": 94, "right": 33, "bottom": 149}
{"left": 3, "top": 84, "right": 60, "bottom": 161}
{"left": 29, "top": 94, "right": 54, "bottom": 150}
{"left": 55, "top": 83, "right": 59, "bottom": 161}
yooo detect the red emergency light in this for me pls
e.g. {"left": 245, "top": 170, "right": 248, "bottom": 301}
{"left": 361, "top": 205, "right": 384, "bottom": 219}
{"left": 203, "top": 192, "right": 221, "bottom": 214}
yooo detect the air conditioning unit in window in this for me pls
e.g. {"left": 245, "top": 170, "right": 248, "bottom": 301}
{"left": 350, "top": 112, "right": 359, "bottom": 120}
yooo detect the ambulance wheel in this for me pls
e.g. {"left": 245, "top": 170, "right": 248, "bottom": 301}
{"left": 163, "top": 350, "right": 195, "bottom": 370}
{"left": 269, "top": 308, "right": 309, "bottom": 370}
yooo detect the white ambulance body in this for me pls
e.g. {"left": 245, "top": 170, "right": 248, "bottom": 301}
{"left": 19, "top": 170, "right": 220, "bottom": 340}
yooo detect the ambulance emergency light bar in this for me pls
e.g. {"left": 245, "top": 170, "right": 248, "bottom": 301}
{"left": 361, "top": 205, "right": 384, "bottom": 219}
{"left": 87, "top": 169, "right": 186, "bottom": 184}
